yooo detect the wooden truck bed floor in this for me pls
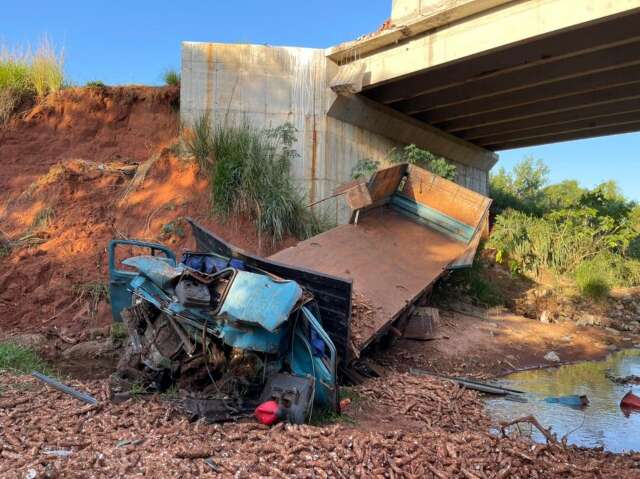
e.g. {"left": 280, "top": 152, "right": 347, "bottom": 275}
{"left": 270, "top": 207, "right": 467, "bottom": 352}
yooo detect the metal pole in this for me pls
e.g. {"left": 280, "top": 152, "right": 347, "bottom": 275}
{"left": 31, "top": 371, "right": 98, "bottom": 405}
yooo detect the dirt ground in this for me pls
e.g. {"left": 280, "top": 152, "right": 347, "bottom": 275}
{"left": 378, "top": 304, "right": 639, "bottom": 378}
{"left": 0, "top": 86, "right": 293, "bottom": 338}
{"left": 2, "top": 87, "right": 640, "bottom": 477}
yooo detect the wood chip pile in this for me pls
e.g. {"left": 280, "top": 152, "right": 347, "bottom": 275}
{"left": 351, "top": 291, "right": 378, "bottom": 353}
{"left": 356, "top": 372, "right": 490, "bottom": 433}
{"left": 2, "top": 372, "right": 640, "bottom": 478}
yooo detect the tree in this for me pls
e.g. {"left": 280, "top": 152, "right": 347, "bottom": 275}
{"left": 489, "top": 157, "right": 549, "bottom": 214}
{"left": 541, "top": 180, "right": 584, "bottom": 211}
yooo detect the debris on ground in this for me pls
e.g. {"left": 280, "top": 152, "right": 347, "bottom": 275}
{"left": 543, "top": 395, "right": 589, "bottom": 410}
{"left": 2, "top": 372, "right": 640, "bottom": 478}
{"left": 544, "top": 351, "right": 561, "bottom": 362}
{"left": 621, "top": 391, "right": 640, "bottom": 410}
{"left": 606, "top": 372, "right": 640, "bottom": 384}
{"left": 350, "top": 291, "right": 377, "bottom": 353}
{"left": 355, "top": 372, "right": 491, "bottom": 433}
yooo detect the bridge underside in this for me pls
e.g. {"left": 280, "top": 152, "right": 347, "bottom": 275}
{"left": 361, "top": 9, "right": 640, "bottom": 151}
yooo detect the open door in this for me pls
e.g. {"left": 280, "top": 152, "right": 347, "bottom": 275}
{"left": 290, "top": 306, "right": 338, "bottom": 411}
{"left": 108, "top": 239, "right": 175, "bottom": 322}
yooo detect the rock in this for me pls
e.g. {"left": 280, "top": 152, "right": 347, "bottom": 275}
{"left": 544, "top": 351, "right": 560, "bottom": 362}
{"left": 615, "top": 303, "right": 624, "bottom": 311}
{"left": 576, "top": 314, "right": 600, "bottom": 327}
{"left": 61, "top": 339, "right": 116, "bottom": 359}
{"left": 605, "top": 327, "right": 621, "bottom": 336}
{"left": 539, "top": 310, "right": 551, "bottom": 324}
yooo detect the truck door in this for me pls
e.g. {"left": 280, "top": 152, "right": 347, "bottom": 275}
{"left": 290, "top": 306, "right": 338, "bottom": 411}
{"left": 108, "top": 239, "right": 175, "bottom": 322}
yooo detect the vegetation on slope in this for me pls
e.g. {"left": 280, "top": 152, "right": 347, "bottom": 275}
{"left": 0, "top": 38, "right": 65, "bottom": 124}
{"left": 185, "top": 114, "right": 328, "bottom": 244}
{"left": 489, "top": 158, "right": 640, "bottom": 300}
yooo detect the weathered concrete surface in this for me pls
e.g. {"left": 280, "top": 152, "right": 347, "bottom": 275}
{"left": 181, "top": 42, "right": 494, "bottom": 206}
{"left": 339, "top": 0, "right": 640, "bottom": 90}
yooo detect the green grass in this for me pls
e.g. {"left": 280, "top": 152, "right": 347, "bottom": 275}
{"left": 0, "top": 342, "right": 50, "bottom": 374}
{"left": 575, "top": 259, "right": 611, "bottom": 301}
{"left": 163, "top": 68, "right": 180, "bottom": 87}
{"left": 110, "top": 322, "right": 128, "bottom": 344}
{"left": 0, "top": 38, "right": 65, "bottom": 124}
{"left": 185, "top": 117, "right": 329, "bottom": 244}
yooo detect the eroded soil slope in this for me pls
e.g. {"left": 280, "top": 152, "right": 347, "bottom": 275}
{"left": 0, "top": 87, "right": 287, "bottom": 338}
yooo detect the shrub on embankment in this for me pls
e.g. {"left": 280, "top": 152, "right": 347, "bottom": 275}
{"left": 488, "top": 158, "right": 640, "bottom": 300}
{"left": 185, "top": 115, "right": 328, "bottom": 244}
{"left": 0, "top": 38, "right": 65, "bottom": 124}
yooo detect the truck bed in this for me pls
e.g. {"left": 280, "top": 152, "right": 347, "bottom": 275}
{"left": 270, "top": 207, "right": 467, "bottom": 351}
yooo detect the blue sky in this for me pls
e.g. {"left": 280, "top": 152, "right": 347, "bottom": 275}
{"left": 3, "top": 0, "right": 638, "bottom": 201}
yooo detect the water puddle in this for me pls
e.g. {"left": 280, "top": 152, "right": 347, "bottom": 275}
{"left": 485, "top": 349, "right": 640, "bottom": 452}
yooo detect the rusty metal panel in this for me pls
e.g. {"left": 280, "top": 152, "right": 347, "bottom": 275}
{"left": 399, "top": 164, "right": 491, "bottom": 229}
{"left": 367, "top": 163, "right": 407, "bottom": 202}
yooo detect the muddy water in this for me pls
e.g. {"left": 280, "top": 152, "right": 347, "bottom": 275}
{"left": 485, "top": 349, "right": 640, "bottom": 452}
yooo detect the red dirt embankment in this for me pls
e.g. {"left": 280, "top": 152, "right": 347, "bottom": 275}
{"left": 0, "top": 86, "right": 285, "bottom": 338}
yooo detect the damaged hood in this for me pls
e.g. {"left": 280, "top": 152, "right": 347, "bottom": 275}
{"left": 123, "top": 255, "right": 183, "bottom": 289}
{"left": 219, "top": 271, "right": 302, "bottom": 332}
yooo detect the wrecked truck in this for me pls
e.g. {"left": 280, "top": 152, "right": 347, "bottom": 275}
{"left": 108, "top": 162, "right": 491, "bottom": 423}
{"left": 108, "top": 240, "right": 338, "bottom": 424}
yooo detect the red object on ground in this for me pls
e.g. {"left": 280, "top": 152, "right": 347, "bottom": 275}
{"left": 255, "top": 400, "right": 283, "bottom": 425}
{"left": 339, "top": 398, "right": 351, "bottom": 412}
{"left": 621, "top": 392, "right": 640, "bottom": 409}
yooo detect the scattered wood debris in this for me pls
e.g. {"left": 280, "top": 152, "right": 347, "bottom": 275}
{"left": 1, "top": 372, "right": 639, "bottom": 478}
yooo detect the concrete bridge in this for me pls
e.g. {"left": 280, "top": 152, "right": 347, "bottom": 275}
{"left": 181, "top": 0, "right": 640, "bottom": 203}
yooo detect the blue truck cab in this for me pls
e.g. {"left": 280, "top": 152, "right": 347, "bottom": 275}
{"left": 108, "top": 230, "right": 339, "bottom": 420}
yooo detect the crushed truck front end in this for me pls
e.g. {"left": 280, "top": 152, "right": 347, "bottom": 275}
{"left": 108, "top": 240, "right": 338, "bottom": 423}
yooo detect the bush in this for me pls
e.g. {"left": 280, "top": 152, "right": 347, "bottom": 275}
{"left": 86, "top": 80, "right": 106, "bottom": 89}
{"left": 575, "top": 259, "right": 611, "bottom": 300}
{"left": 163, "top": 68, "right": 180, "bottom": 86}
{"left": 390, "top": 144, "right": 457, "bottom": 181}
{"left": 351, "top": 158, "right": 379, "bottom": 180}
{"left": 187, "top": 116, "right": 327, "bottom": 243}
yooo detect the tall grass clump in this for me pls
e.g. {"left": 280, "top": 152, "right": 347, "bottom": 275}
{"left": 575, "top": 259, "right": 612, "bottom": 301}
{"left": 186, "top": 116, "right": 326, "bottom": 243}
{"left": 163, "top": 68, "right": 180, "bottom": 86}
{"left": 30, "top": 38, "right": 65, "bottom": 97}
{"left": 0, "top": 38, "right": 65, "bottom": 124}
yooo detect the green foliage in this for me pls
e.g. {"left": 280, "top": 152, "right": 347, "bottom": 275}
{"left": 188, "top": 117, "right": 328, "bottom": 244}
{"left": 163, "top": 68, "right": 180, "bottom": 86}
{"left": 540, "top": 180, "right": 584, "bottom": 211}
{"left": 390, "top": 144, "right": 457, "bottom": 181}
{"left": 185, "top": 112, "right": 214, "bottom": 169}
{"left": 85, "top": 80, "right": 106, "bottom": 89}
{"left": 575, "top": 259, "right": 611, "bottom": 301}
{"left": 110, "top": 322, "right": 128, "bottom": 344}
{"left": 351, "top": 158, "right": 380, "bottom": 180}
{"left": 0, "top": 342, "right": 50, "bottom": 374}
{"left": 490, "top": 157, "right": 550, "bottom": 214}
{"left": 450, "top": 258, "right": 504, "bottom": 306}
{"left": 0, "top": 38, "right": 65, "bottom": 123}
